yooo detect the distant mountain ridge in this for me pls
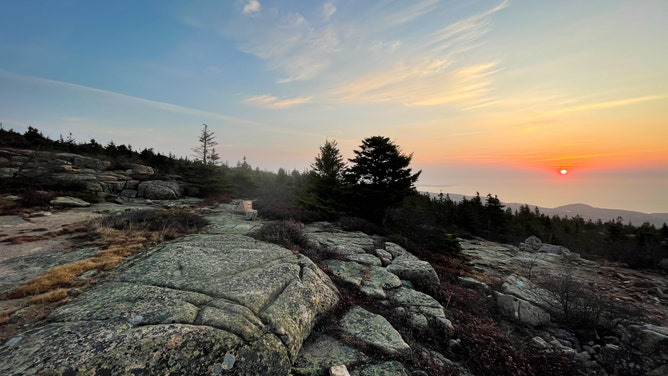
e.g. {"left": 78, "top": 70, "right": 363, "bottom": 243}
{"left": 425, "top": 192, "right": 668, "bottom": 228}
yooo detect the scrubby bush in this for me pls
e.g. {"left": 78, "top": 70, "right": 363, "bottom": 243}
{"left": 338, "top": 216, "right": 385, "bottom": 235}
{"left": 20, "top": 189, "right": 57, "bottom": 208}
{"left": 250, "top": 220, "right": 311, "bottom": 251}
{"left": 254, "top": 197, "right": 327, "bottom": 223}
{"left": 98, "top": 208, "right": 209, "bottom": 240}
{"left": 537, "top": 273, "right": 643, "bottom": 331}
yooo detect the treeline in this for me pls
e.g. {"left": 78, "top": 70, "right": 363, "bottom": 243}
{"left": 0, "top": 126, "right": 294, "bottom": 198}
{"left": 392, "top": 192, "right": 668, "bottom": 269}
{"left": 3, "top": 126, "right": 666, "bottom": 269}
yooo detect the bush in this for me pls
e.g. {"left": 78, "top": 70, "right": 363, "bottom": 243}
{"left": 537, "top": 273, "right": 643, "bottom": 330}
{"left": 21, "top": 189, "right": 57, "bottom": 208}
{"left": 250, "top": 220, "right": 311, "bottom": 251}
{"left": 98, "top": 208, "right": 209, "bottom": 240}
{"left": 338, "top": 216, "right": 384, "bottom": 235}
{"left": 254, "top": 197, "right": 327, "bottom": 223}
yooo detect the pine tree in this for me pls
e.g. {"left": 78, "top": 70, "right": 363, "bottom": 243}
{"left": 301, "top": 139, "right": 347, "bottom": 217}
{"left": 312, "top": 139, "right": 345, "bottom": 180}
{"left": 192, "top": 123, "right": 219, "bottom": 165}
{"left": 345, "top": 136, "right": 421, "bottom": 223}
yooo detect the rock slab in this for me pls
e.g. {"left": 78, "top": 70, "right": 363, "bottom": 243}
{"left": 0, "top": 233, "right": 339, "bottom": 375}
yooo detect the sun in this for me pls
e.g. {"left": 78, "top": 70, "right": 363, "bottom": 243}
{"left": 560, "top": 169, "right": 568, "bottom": 175}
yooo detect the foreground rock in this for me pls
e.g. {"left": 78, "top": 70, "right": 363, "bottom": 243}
{"left": 461, "top": 237, "right": 668, "bottom": 375}
{"left": 0, "top": 233, "right": 339, "bottom": 375}
{"left": 295, "top": 223, "right": 452, "bottom": 374}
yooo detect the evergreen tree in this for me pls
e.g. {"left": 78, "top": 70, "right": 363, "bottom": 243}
{"left": 312, "top": 139, "right": 345, "bottom": 180}
{"left": 192, "top": 123, "right": 219, "bottom": 165}
{"left": 345, "top": 136, "right": 421, "bottom": 223}
{"left": 301, "top": 139, "right": 346, "bottom": 217}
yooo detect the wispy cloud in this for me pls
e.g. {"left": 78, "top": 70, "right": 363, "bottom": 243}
{"left": 552, "top": 95, "right": 666, "bottom": 115}
{"left": 0, "top": 69, "right": 256, "bottom": 126}
{"left": 327, "top": 1, "right": 507, "bottom": 108}
{"left": 333, "top": 60, "right": 499, "bottom": 108}
{"left": 210, "top": 1, "right": 507, "bottom": 107}
{"left": 375, "top": 0, "right": 439, "bottom": 28}
{"left": 245, "top": 94, "right": 312, "bottom": 108}
{"left": 323, "top": 2, "right": 337, "bottom": 21}
{"left": 231, "top": 10, "right": 340, "bottom": 83}
{"left": 243, "top": 0, "right": 260, "bottom": 15}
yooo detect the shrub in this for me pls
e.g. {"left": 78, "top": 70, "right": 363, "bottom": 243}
{"left": 338, "top": 216, "right": 384, "bottom": 235}
{"left": 537, "top": 273, "right": 643, "bottom": 331}
{"left": 21, "top": 189, "right": 57, "bottom": 208}
{"left": 254, "top": 197, "right": 327, "bottom": 223}
{"left": 250, "top": 220, "right": 311, "bottom": 251}
{"left": 98, "top": 208, "right": 209, "bottom": 240}
{"left": 0, "top": 196, "right": 21, "bottom": 215}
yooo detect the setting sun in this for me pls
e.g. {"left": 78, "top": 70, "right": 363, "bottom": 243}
{"left": 560, "top": 169, "right": 568, "bottom": 175}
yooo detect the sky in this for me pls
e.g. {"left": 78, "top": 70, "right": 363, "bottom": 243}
{"left": 1, "top": 0, "right": 667, "bottom": 213}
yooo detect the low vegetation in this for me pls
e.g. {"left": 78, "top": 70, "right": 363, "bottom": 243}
{"left": 537, "top": 273, "right": 644, "bottom": 331}
{"left": 250, "top": 220, "right": 311, "bottom": 252}
{"left": 1, "top": 208, "right": 208, "bottom": 304}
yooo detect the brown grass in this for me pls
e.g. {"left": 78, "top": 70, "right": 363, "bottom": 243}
{"left": 3, "top": 228, "right": 155, "bottom": 299}
{"left": 0, "top": 308, "right": 19, "bottom": 325}
{"left": 28, "top": 288, "right": 70, "bottom": 305}
{"left": 2, "top": 209, "right": 207, "bottom": 303}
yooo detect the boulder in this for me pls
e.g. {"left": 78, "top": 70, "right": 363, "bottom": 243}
{"left": 137, "top": 180, "right": 184, "bottom": 200}
{"left": 245, "top": 209, "right": 258, "bottom": 221}
{"left": 49, "top": 196, "right": 91, "bottom": 207}
{"left": 324, "top": 260, "right": 401, "bottom": 299}
{"left": 338, "top": 306, "right": 411, "bottom": 359}
{"left": 234, "top": 200, "right": 253, "bottom": 214}
{"left": 128, "top": 163, "right": 155, "bottom": 175}
{"left": 119, "top": 189, "right": 137, "bottom": 198}
{"left": 359, "top": 361, "right": 408, "bottom": 376}
{"left": 389, "top": 287, "right": 453, "bottom": 333}
{"left": 538, "top": 244, "right": 570, "bottom": 255}
{"left": 303, "top": 225, "right": 376, "bottom": 254}
{"left": 293, "top": 334, "right": 370, "bottom": 376}
{"left": 0, "top": 234, "right": 339, "bottom": 375}
{"left": 387, "top": 255, "right": 440, "bottom": 289}
{"left": 458, "top": 276, "right": 490, "bottom": 292}
{"left": 501, "top": 274, "right": 559, "bottom": 311}
{"left": 495, "top": 291, "right": 551, "bottom": 326}
{"left": 55, "top": 152, "right": 111, "bottom": 170}
{"left": 330, "top": 365, "right": 351, "bottom": 376}
{"left": 374, "top": 249, "right": 393, "bottom": 266}
{"left": 519, "top": 235, "right": 542, "bottom": 252}
{"left": 625, "top": 324, "right": 668, "bottom": 362}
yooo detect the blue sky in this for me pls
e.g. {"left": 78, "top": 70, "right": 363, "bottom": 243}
{"left": 1, "top": 0, "right": 667, "bottom": 213}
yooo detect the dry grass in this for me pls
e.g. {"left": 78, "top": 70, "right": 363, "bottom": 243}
{"left": 0, "top": 308, "right": 19, "bottom": 325}
{"left": 3, "top": 228, "right": 156, "bottom": 299}
{"left": 28, "top": 288, "right": 70, "bottom": 305}
{"left": 2, "top": 209, "right": 207, "bottom": 301}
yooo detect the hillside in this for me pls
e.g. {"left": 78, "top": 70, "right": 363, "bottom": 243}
{"left": 430, "top": 193, "right": 668, "bottom": 227}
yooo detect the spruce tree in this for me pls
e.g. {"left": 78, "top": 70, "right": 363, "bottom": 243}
{"left": 346, "top": 136, "right": 421, "bottom": 223}
{"left": 192, "top": 123, "right": 219, "bottom": 165}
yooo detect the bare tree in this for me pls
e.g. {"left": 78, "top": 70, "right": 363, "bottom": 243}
{"left": 192, "top": 123, "right": 220, "bottom": 165}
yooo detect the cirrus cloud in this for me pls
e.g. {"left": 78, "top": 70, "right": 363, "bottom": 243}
{"left": 245, "top": 94, "right": 313, "bottom": 109}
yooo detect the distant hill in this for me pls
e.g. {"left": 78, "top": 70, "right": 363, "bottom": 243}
{"left": 424, "top": 192, "right": 668, "bottom": 228}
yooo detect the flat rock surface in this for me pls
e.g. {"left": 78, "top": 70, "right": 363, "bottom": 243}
{"left": 338, "top": 306, "right": 411, "bottom": 359}
{"left": 0, "top": 203, "right": 340, "bottom": 375}
{"left": 460, "top": 239, "right": 668, "bottom": 326}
